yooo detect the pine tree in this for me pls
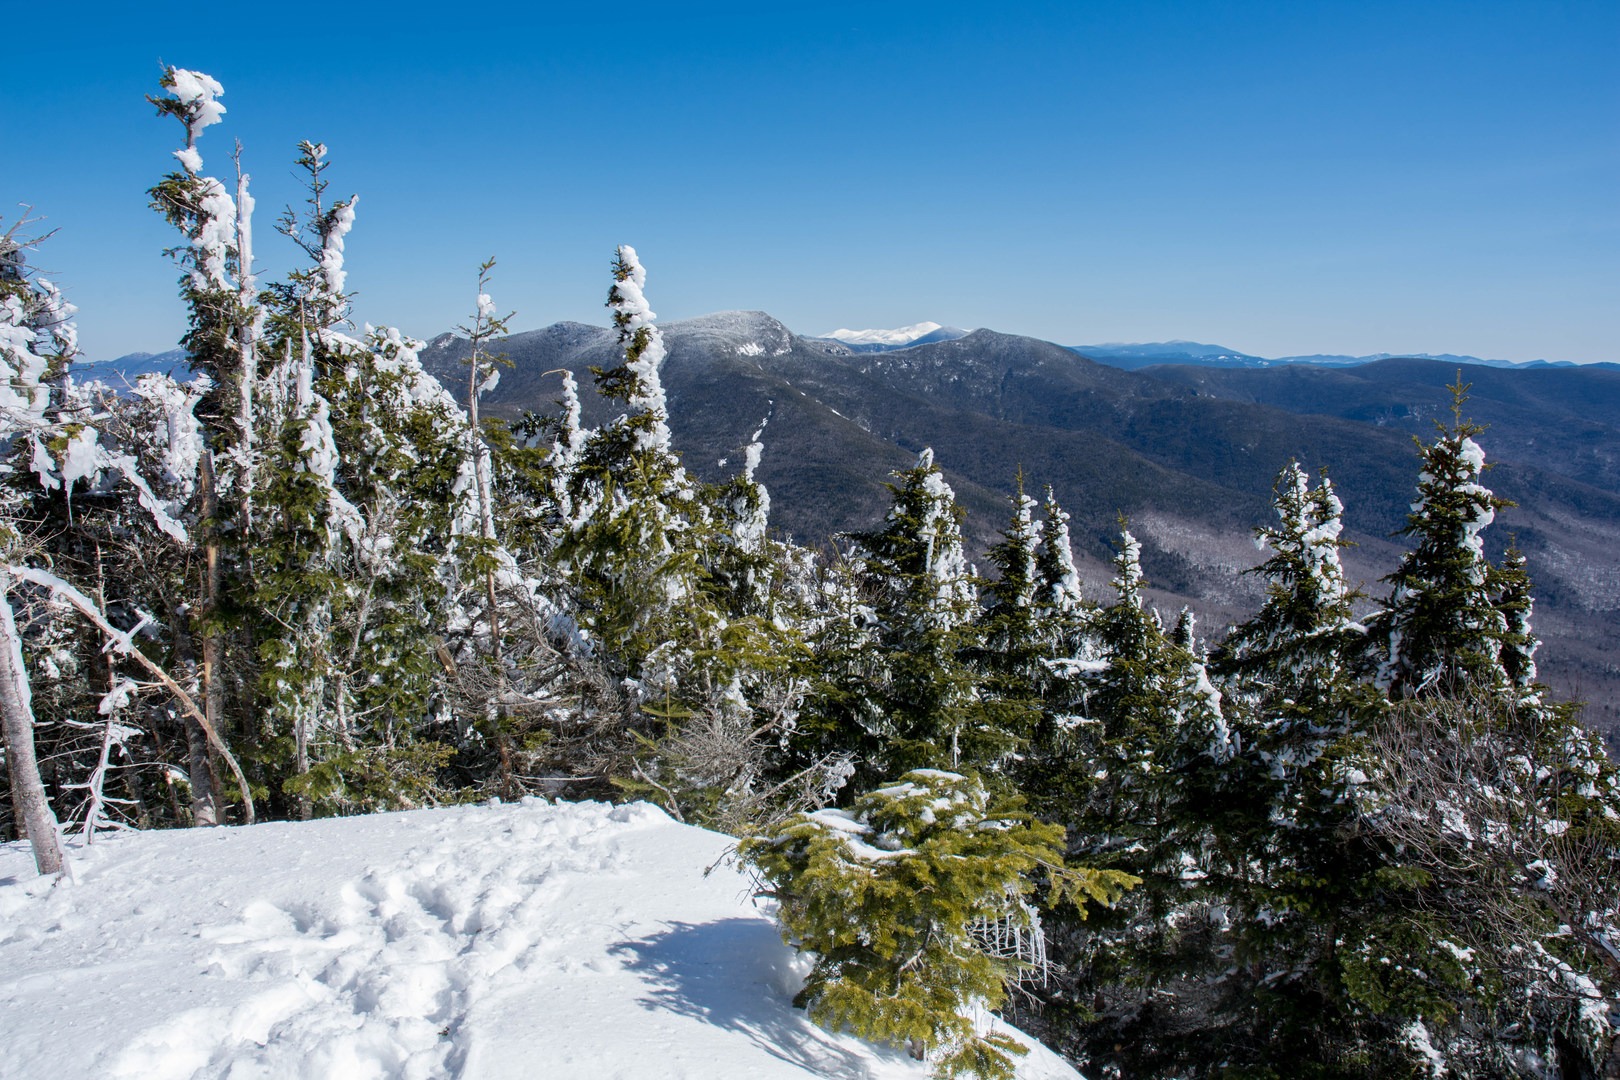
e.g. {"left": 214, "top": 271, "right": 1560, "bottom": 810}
{"left": 1372, "top": 378, "right": 1513, "bottom": 698}
{"left": 1494, "top": 541, "right": 1540, "bottom": 700}
{"left": 559, "top": 246, "right": 709, "bottom": 678}
{"left": 147, "top": 66, "right": 258, "bottom": 824}
{"left": 972, "top": 475, "right": 1048, "bottom": 757}
{"left": 1217, "top": 462, "right": 1363, "bottom": 722}
{"left": 828, "top": 448, "right": 1008, "bottom": 786}
{"left": 1016, "top": 525, "right": 1255, "bottom": 1075}
{"left": 1166, "top": 462, "right": 1406, "bottom": 1074}
{"left": 741, "top": 768, "right": 1134, "bottom": 1079}
{"left": 1033, "top": 486, "right": 1087, "bottom": 644}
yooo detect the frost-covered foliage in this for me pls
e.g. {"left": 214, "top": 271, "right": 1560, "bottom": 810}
{"left": 559, "top": 246, "right": 707, "bottom": 675}
{"left": 741, "top": 770, "right": 1134, "bottom": 1079}
{"left": 1374, "top": 381, "right": 1515, "bottom": 698}
{"left": 820, "top": 448, "right": 1009, "bottom": 786}
{"left": 1362, "top": 690, "right": 1620, "bottom": 1077}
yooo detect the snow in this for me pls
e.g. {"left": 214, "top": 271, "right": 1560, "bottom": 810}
{"left": 1402, "top": 1019, "right": 1445, "bottom": 1078}
{"left": 319, "top": 196, "right": 357, "bottom": 304}
{"left": 825, "top": 323, "right": 944, "bottom": 347}
{"left": 167, "top": 68, "right": 226, "bottom": 141}
{"left": 0, "top": 800, "right": 1080, "bottom": 1080}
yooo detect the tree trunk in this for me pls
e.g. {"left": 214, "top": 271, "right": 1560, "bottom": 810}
{"left": 198, "top": 450, "right": 231, "bottom": 818}
{"left": 0, "top": 578, "right": 64, "bottom": 876}
{"left": 170, "top": 601, "right": 219, "bottom": 826}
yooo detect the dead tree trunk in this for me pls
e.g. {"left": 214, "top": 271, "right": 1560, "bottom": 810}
{"left": 0, "top": 577, "right": 64, "bottom": 876}
{"left": 170, "top": 601, "right": 220, "bottom": 826}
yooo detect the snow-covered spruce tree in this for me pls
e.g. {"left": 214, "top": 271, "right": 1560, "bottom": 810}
{"left": 535, "top": 249, "right": 815, "bottom": 826}
{"left": 1371, "top": 379, "right": 1515, "bottom": 699}
{"left": 1013, "top": 525, "right": 1255, "bottom": 1076}
{"left": 1118, "top": 461, "right": 1407, "bottom": 1074}
{"left": 1032, "top": 485, "right": 1089, "bottom": 660}
{"left": 1494, "top": 541, "right": 1540, "bottom": 700}
{"left": 558, "top": 246, "right": 709, "bottom": 679}
{"left": 246, "top": 140, "right": 371, "bottom": 818}
{"left": 147, "top": 66, "right": 258, "bottom": 824}
{"left": 969, "top": 475, "right": 1062, "bottom": 792}
{"left": 810, "top": 449, "right": 1009, "bottom": 790}
{"left": 288, "top": 320, "right": 471, "bottom": 813}
{"left": 741, "top": 769, "right": 1135, "bottom": 1079}
{"left": 1009, "top": 487, "right": 1101, "bottom": 814}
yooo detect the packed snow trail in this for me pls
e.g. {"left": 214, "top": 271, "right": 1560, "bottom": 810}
{"left": 0, "top": 799, "right": 1079, "bottom": 1079}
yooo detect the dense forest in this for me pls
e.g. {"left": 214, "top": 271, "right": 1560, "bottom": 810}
{"left": 3, "top": 68, "right": 1617, "bottom": 1079}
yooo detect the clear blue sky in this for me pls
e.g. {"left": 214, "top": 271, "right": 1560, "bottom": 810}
{"left": 11, "top": 1, "right": 1618, "bottom": 362}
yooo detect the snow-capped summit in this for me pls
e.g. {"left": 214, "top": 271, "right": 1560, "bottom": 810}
{"left": 666, "top": 310, "right": 798, "bottom": 359}
{"left": 826, "top": 322, "right": 945, "bottom": 346}
{"left": 817, "top": 322, "right": 971, "bottom": 353}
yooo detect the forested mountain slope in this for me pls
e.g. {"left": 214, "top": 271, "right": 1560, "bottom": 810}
{"left": 421, "top": 317, "right": 1620, "bottom": 739}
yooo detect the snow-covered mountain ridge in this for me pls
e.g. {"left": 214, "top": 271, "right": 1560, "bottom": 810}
{"left": 0, "top": 800, "right": 1080, "bottom": 1080}
{"left": 810, "top": 323, "right": 972, "bottom": 353}
{"left": 825, "top": 323, "right": 949, "bottom": 346}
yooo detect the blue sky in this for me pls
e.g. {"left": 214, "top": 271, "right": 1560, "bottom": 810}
{"left": 11, "top": 1, "right": 1618, "bottom": 362}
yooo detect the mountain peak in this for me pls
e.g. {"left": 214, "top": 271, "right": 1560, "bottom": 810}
{"left": 814, "top": 322, "right": 971, "bottom": 353}
{"left": 825, "top": 322, "right": 945, "bottom": 346}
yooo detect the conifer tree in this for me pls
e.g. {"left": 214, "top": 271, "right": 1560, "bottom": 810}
{"left": 972, "top": 475, "right": 1047, "bottom": 755}
{"left": 1017, "top": 526, "right": 1252, "bottom": 1075}
{"left": 741, "top": 768, "right": 1135, "bottom": 1079}
{"left": 1372, "top": 378, "right": 1514, "bottom": 698}
{"left": 559, "top": 246, "right": 708, "bottom": 678}
{"left": 1494, "top": 541, "right": 1540, "bottom": 699}
{"left": 147, "top": 67, "right": 256, "bottom": 822}
{"left": 831, "top": 448, "right": 1006, "bottom": 785}
{"left": 1033, "top": 487, "right": 1087, "bottom": 641}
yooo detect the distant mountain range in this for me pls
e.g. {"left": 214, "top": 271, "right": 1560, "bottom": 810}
{"left": 75, "top": 348, "right": 189, "bottom": 383}
{"left": 1070, "top": 341, "right": 1610, "bottom": 372}
{"left": 808, "top": 322, "right": 971, "bottom": 353}
{"left": 93, "top": 333, "right": 1610, "bottom": 375}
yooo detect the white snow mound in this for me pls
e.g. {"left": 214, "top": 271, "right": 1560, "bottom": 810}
{"left": 0, "top": 799, "right": 1080, "bottom": 1080}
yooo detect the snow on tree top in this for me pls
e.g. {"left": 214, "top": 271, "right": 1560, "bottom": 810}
{"left": 167, "top": 68, "right": 226, "bottom": 140}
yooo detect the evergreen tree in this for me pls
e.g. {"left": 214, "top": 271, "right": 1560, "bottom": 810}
{"left": 1494, "top": 541, "right": 1540, "bottom": 700}
{"left": 826, "top": 448, "right": 1007, "bottom": 786}
{"left": 1033, "top": 486, "right": 1087, "bottom": 644}
{"left": 972, "top": 475, "right": 1048, "bottom": 757}
{"left": 741, "top": 768, "right": 1134, "bottom": 1079}
{"left": 559, "top": 246, "right": 709, "bottom": 678}
{"left": 1372, "top": 379, "right": 1514, "bottom": 698}
{"left": 1018, "top": 526, "right": 1254, "bottom": 1076}
{"left": 147, "top": 66, "right": 257, "bottom": 824}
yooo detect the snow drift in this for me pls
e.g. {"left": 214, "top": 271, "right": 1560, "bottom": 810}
{"left": 0, "top": 799, "right": 1079, "bottom": 1079}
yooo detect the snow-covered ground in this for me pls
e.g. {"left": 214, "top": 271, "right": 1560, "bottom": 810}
{"left": 0, "top": 799, "right": 1079, "bottom": 1079}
